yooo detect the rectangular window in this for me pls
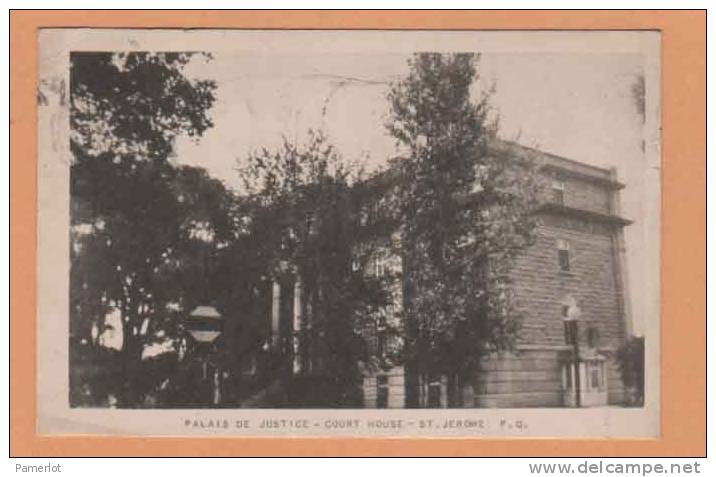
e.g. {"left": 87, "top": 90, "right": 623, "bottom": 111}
{"left": 360, "top": 207, "right": 370, "bottom": 226}
{"left": 587, "top": 326, "right": 601, "bottom": 349}
{"left": 551, "top": 180, "right": 565, "bottom": 205}
{"left": 376, "top": 375, "right": 389, "bottom": 408}
{"left": 557, "top": 239, "right": 570, "bottom": 271}
{"left": 428, "top": 381, "right": 442, "bottom": 408}
{"left": 377, "top": 315, "right": 387, "bottom": 356}
{"left": 374, "top": 253, "right": 386, "bottom": 277}
{"left": 589, "top": 362, "right": 605, "bottom": 390}
{"left": 558, "top": 250, "right": 570, "bottom": 271}
{"left": 564, "top": 363, "right": 573, "bottom": 389}
{"left": 305, "top": 214, "right": 315, "bottom": 235}
{"left": 563, "top": 319, "right": 578, "bottom": 345}
{"left": 591, "top": 368, "right": 600, "bottom": 389}
{"left": 281, "top": 227, "right": 296, "bottom": 250}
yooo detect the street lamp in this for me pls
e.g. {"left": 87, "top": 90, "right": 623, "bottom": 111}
{"left": 563, "top": 302, "right": 582, "bottom": 408}
{"left": 185, "top": 305, "right": 223, "bottom": 407}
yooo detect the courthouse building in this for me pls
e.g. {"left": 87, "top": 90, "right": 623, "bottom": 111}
{"left": 361, "top": 140, "right": 633, "bottom": 408}
{"left": 251, "top": 139, "right": 633, "bottom": 408}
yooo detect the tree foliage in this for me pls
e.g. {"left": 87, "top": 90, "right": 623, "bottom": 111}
{"left": 68, "top": 50, "right": 545, "bottom": 409}
{"left": 71, "top": 52, "right": 215, "bottom": 159}
{"left": 616, "top": 336, "right": 645, "bottom": 407}
{"left": 237, "top": 131, "right": 394, "bottom": 406}
{"left": 386, "top": 53, "right": 540, "bottom": 404}
{"left": 69, "top": 52, "right": 222, "bottom": 406}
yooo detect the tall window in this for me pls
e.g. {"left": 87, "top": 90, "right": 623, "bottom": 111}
{"left": 551, "top": 180, "right": 566, "bottom": 205}
{"left": 281, "top": 226, "right": 297, "bottom": 250}
{"left": 377, "top": 315, "right": 387, "bottom": 357}
{"left": 360, "top": 207, "right": 370, "bottom": 226}
{"left": 563, "top": 362, "right": 573, "bottom": 389}
{"left": 428, "top": 379, "right": 442, "bottom": 408}
{"left": 586, "top": 362, "right": 605, "bottom": 391}
{"left": 587, "top": 326, "right": 601, "bottom": 349}
{"left": 305, "top": 214, "right": 315, "bottom": 235}
{"left": 557, "top": 239, "right": 570, "bottom": 271}
{"left": 373, "top": 253, "right": 386, "bottom": 277}
{"left": 376, "top": 375, "right": 389, "bottom": 408}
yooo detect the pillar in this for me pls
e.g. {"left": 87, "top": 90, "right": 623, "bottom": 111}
{"left": 271, "top": 280, "right": 281, "bottom": 347}
{"left": 292, "top": 278, "right": 302, "bottom": 374}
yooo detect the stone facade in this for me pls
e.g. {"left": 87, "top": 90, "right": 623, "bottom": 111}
{"left": 361, "top": 140, "right": 632, "bottom": 408}
{"left": 362, "top": 366, "right": 407, "bottom": 408}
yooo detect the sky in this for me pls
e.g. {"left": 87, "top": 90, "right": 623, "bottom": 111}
{"left": 171, "top": 41, "right": 658, "bottom": 337}
{"left": 177, "top": 52, "right": 646, "bottom": 183}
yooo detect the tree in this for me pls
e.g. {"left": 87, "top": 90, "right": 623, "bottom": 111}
{"left": 236, "top": 131, "right": 393, "bottom": 406}
{"left": 386, "top": 53, "right": 540, "bottom": 407}
{"left": 70, "top": 52, "right": 220, "bottom": 406}
{"left": 616, "top": 336, "right": 645, "bottom": 407}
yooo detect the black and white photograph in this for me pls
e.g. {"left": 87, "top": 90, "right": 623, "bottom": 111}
{"left": 36, "top": 29, "right": 660, "bottom": 437}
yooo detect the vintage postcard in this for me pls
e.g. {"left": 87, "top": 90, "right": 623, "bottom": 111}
{"left": 35, "top": 28, "right": 661, "bottom": 438}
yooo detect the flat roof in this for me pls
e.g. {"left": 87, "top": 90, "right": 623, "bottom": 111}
{"left": 487, "top": 139, "right": 626, "bottom": 190}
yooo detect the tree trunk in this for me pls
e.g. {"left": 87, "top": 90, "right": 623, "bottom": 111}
{"left": 446, "top": 373, "right": 463, "bottom": 408}
{"left": 119, "top": 313, "right": 144, "bottom": 407}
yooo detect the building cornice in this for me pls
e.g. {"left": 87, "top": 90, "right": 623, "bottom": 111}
{"left": 539, "top": 163, "right": 626, "bottom": 190}
{"left": 487, "top": 139, "right": 626, "bottom": 190}
{"left": 535, "top": 203, "right": 633, "bottom": 227}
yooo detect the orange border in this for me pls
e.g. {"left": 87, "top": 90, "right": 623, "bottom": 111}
{"left": 9, "top": 10, "right": 706, "bottom": 457}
